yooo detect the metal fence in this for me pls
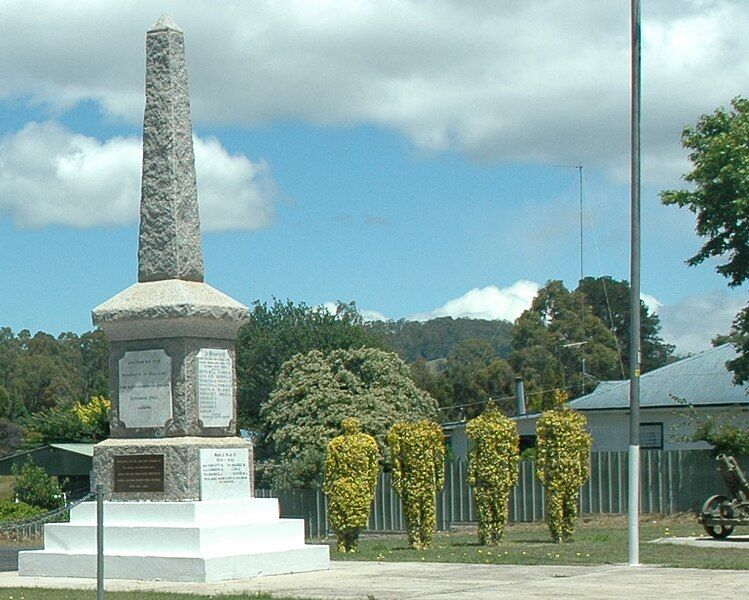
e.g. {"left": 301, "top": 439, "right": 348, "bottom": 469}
{"left": 0, "top": 491, "right": 95, "bottom": 542}
{"left": 256, "top": 449, "right": 732, "bottom": 539}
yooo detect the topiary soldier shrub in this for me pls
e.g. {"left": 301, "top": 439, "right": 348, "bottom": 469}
{"left": 535, "top": 390, "right": 592, "bottom": 542}
{"left": 388, "top": 420, "right": 445, "bottom": 549}
{"left": 466, "top": 401, "right": 519, "bottom": 545}
{"left": 324, "top": 417, "right": 380, "bottom": 553}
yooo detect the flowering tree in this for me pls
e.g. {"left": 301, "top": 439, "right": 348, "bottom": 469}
{"left": 324, "top": 417, "right": 380, "bottom": 553}
{"left": 535, "top": 391, "right": 592, "bottom": 542}
{"left": 262, "top": 347, "right": 436, "bottom": 488}
{"left": 466, "top": 402, "right": 519, "bottom": 544}
{"left": 388, "top": 420, "right": 445, "bottom": 549}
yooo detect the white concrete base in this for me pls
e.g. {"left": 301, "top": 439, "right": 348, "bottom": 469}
{"left": 19, "top": 498, "right": 330, "bottom": 582}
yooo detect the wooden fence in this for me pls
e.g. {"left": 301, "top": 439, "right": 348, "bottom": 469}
{"left": 256, "top": 449, "right": 731, "bottom": 539}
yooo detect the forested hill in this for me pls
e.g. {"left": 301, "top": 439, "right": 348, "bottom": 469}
{"left": 0, "top": 315, "right": 512, "bottom": 425}
{"left": 0, "top": 280, "right": 677, "bottom": 451}
{"left": 365, "top": 317, "right": 514, "bottom": 363}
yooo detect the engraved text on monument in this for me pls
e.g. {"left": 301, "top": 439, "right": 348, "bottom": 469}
{"left": 196, "top": 348, "right": 233, "bottom": 427}
{"left": 199, "top": 448, "right": 250, "bottom": 500}
{"left": 118, "top": 349, "right": 173, "bottom": 428}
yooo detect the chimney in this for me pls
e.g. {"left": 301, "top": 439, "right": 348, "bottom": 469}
{"left": 515, "top": 377, "right": 526, "bottom": 416}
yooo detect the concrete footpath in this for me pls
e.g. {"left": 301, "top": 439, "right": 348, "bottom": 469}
{"left": 0, "top": 562, "right": 748, "bottom": 599}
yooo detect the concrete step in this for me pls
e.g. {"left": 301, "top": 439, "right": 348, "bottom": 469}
{"left": 69, "top": 498, "right": 280, "bottom": 526}
{"left": 42, "top": 518, "right": 306, "bottom": 555}
{"left": 19, "top": 544, "right": 331, "bottom": 582}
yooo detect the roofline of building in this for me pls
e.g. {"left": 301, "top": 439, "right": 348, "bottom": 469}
{"left": 566, "top": 344, "right": 740, "bottom": 407}
{"left": 1, "top": 443, "right": 95, "bottom": 462}
{"left": 561, "top": 401, "right": 749, "bottom": 412}
{"left": 511, "top": 401, "right": 749, "bottom": 421}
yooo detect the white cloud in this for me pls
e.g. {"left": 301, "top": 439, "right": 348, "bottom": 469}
{"left": 657, "top": 291, "right": 745, "bottom": 355}
{"left": 193, "top": 136, "right": 275, "bottom": 232}
{"left": 640, "top": 293, "right": 663, "bottom": 314}
{"left": 320, "top": 301, "right": 388, "bottom": 322}
{"left": 0, "top": 122, "right": 140, "bottom": 228}
{"left": 1, "top": 2, "right": 747, "bottom": 186}
{"left": 323, "top": 281, "right": 540, "bottom": 324}
{"left": 411, "top": 281, "right": 540, "bottom": 322}
{"left": 360, "top": 309, "right": 388, "bottom": 322}
{"left": 0, "top": 122, "right": 275, "bottom": 231}
{"left": 320, "top": 302, "right": 339, "bottom": 316}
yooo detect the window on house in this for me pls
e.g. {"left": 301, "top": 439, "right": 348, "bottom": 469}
{"left": 640, "top": 422, "right": 663, "bottom": 450}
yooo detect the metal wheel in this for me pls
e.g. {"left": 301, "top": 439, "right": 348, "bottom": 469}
{"left": 701, "top": 494, "right": 735, "bottom": 539}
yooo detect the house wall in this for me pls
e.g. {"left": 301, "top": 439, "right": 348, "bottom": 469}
{"left": 515, "top": 406, "right": 749, "bottom": 452}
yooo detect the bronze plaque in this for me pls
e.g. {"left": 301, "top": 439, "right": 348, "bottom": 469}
{"left": 113, "top": 454, "right": 165, "bottom": 493}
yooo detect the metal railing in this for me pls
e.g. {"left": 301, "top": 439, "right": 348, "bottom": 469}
{"left": 0, "top": 491, "right": 95, "bottom": 542}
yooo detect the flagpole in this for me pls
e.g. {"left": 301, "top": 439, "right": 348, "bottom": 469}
{"left": 628, "top": 0, "right": 642, "bottom": 567}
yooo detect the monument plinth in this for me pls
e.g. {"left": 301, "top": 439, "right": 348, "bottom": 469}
{"left": 19, "top": 15, "right": 330, "bottom": 581}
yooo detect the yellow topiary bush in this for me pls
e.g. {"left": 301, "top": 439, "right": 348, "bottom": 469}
{"left": 466, "top": 401, "right": 519, "bottom": 545}
{"left": 535, "top": 390, "right": 592, "bottom": 542}
{"left": 323, "top": 417, "right": 380, "bottom": 552}
{"left": 387, "top": 420, "right": 445, "bottom": 549}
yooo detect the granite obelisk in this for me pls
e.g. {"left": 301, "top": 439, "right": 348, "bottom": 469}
{"left": 18, "top": 16, "right": 330, "bottom": 580}
{"left": 87, "top": 16, "right": 252, "bottom": 498}
{"left": 138, "top": 15, "right": 204, "bottom": 284}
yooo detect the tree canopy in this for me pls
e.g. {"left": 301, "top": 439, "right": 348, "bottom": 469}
{"left": 366, "top": 317, "right": 513, "bottom": 363}
{"left": 0, "top": 328, "right": 108, "bottom": 420}
{"left": 509, "top": 280, "right": 620, "bottom": 412}
{"left": 235, "top": 299, "right": 384, "bottom": 431}
{"left": 576, "top": 276, "right": 674, "bottom": 374}
{"left": 261, "top": 347, "right": 437, "bottom": 488}
{"left": 442, "top": 339, "right": 515, "bottom": 420}
{"left": 660, "top": 96, "right": 749, "bottom": 384}
{"left": 409, "top": 339, "right": 516, "bottom": 422}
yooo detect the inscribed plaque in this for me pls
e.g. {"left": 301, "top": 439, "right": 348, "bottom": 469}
{"left": 196, "top": 348, "right": 233, "bottom": 427}
{"left": 118, "top": 349, "right": 172, "bottom": 428}
{"left": 113, "top": 454, "right": 165, "bottom": 493}
{"left": 199, "top": 448, "right": 250, "bottom": 500}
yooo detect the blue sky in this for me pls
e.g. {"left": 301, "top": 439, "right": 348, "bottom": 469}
{"left": 0, "top": 1, "right": 747, "bottom": 354}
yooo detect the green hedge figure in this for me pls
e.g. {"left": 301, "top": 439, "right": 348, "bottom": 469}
{"left": 535, "top": 390, "right": 592, "bottom": 542}
{"left": 323, "top": 417, "right": 379, "bottom": 553}
{"left": 466, "top": 401, "right": 519, "bottom": 545}
{"left": 388, "top": 420, "right": 445, "bottom": 549}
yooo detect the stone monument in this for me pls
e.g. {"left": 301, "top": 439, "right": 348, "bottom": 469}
{"left": 19, "top": 16, "right": 330, "bottom": 582}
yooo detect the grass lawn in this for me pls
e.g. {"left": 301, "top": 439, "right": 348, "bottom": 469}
{"left": 0, "top": 592, "right": 314, "bottom": 600}
{"left": 0, "top": 515, "right": 744, "bottom": 599}
{"left": 328, "top": 513, "right": 749, "bottom": 570}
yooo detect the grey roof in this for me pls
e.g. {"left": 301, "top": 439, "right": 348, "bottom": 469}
{"left": 50, "top": 443, "right": 94, "bottom": 457}
{"left": 589, "top": 380, "right": 622, "bottom": 393}
{"left": 566, "top": 344, "right": 747, "bottom": 411}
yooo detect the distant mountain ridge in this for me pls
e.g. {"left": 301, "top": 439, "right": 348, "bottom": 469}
{"left": 366, "top": 316, "right": 514, "bottom": 363}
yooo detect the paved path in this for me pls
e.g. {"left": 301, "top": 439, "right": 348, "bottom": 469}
{"left": 1, "top": 562, "right": 748, "bottom": 599}
{"left": 652, "top": 535, "right": 749, "bottom": 549}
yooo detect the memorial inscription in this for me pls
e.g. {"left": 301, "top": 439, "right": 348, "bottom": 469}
{"left": 118, "top": 349, "right": 172, "bottom": 428}
{"left": 113, "top": 454, "right": 165, "bottom": 493}
{"left": 199, "top": 448, "right": 250, "bottom": 500}
{"left": 196, "top": 348, "right": 233, "bottom": 427}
